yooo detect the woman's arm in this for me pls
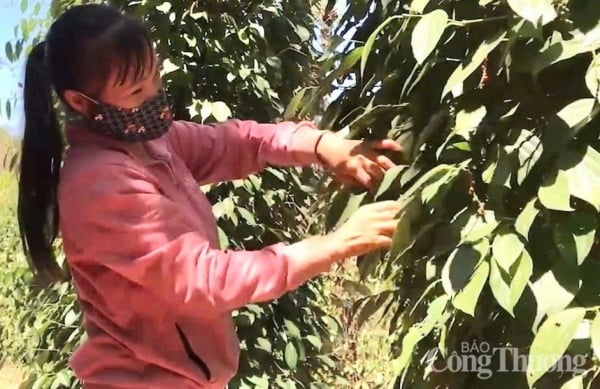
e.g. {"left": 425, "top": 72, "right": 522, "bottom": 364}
{"left": 166, "top": 119, "right": 324, "bottom": 185}
{"left": 59, "top": 163, "right": 347, "bottom": 314}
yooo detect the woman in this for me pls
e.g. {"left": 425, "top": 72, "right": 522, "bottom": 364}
{"left": 18, "top": 4, "right": 402, "bottom": 388}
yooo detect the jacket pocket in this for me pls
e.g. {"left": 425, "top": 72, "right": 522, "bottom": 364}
{"left": 175, "top": 323, "right": 212, "bottom": 381}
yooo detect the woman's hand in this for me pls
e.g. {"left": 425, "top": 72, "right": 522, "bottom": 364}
{"left": 315, "top": 132, "right": 403, "bottom": 190}
{"left": 330, "top": 200, "right": 402, "bottom": 260}
{"left": 284, "top": 201, "right": 402, "bottom": 287}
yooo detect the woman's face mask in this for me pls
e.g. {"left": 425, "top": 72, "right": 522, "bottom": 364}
{"left": 80, "top": 90, "right": 173, "bottom": 142}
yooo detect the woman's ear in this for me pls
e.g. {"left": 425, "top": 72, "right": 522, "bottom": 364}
{"left": 63, "top": 90, "right": 93, "bottom": 118}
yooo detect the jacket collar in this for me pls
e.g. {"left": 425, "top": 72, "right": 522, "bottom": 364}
{"left": 65, "top": 119, "right": 172, "bottom": 164}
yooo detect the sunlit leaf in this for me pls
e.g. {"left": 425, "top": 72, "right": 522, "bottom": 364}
{"left": 410, "top": 0, "right": 431, "bottom": 13}
{"left": 591, "top": 314, "right": 600, "bottom": 361}
{"left": 532, "top": 268, "right": 581, "bottom": 329}
{"left": 442, "top": 239, "right": 489, "bottom": 296}
{"left": 527, "top": 308, "right": 586, "bottom": 387}
{"left": 155, "top": 2, "right": 171, "bottom": 13}
{"left": 284, "top": 342, "right": 298, "bottom": 369}
{"left": 453, "top": 260, "right": 489, "bottom": 316}
{"left": 211, "top": 102, "right": 232, "bottom": 122}
{"left": 585, "top": 55, "right": 600, "bottom": 101}
{"left": 507, "top": 0, "right": 557, "bottom": 26}
{"left": 560, "top": 146, "right": 600, "bottom": 211}
{"left": 561, "top": 375, "right": 584, "bottom": 389}
{"left": 515, "top": 199, "right": 540, "bottom": 239}
{"left": 489, "top": 258, "right": 512, "bottom": 314}
{"left": 454, "top": 106, "right": 487, "bottom": 139}
{"left": 554, "top": 211, "right": 597, "bottom": 266}
{"left": 411, "top": 10, "right": 448, "bottom": 65}
{"left": 538, "top": 170, "right": 573, "bottom": 211}
{"left": 492, "top": 231, "right": 524, "bottom": 271}
{"left": 459, "top": 210, "right": 498, "bottom": 244}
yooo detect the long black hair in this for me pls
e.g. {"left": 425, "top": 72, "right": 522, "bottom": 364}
{"left": 19, "top": 4, "right": 155, "bottom": 283}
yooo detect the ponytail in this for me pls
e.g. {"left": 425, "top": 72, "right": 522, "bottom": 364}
{"left": 17, "top": 42, "right": 65, "bottom": 284}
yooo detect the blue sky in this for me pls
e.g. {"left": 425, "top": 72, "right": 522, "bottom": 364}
{"left": 0, "top": 0, "right": 50, "bottom": 136}
{"left": 0, "top": 0, "right": 348, "bottom": 137}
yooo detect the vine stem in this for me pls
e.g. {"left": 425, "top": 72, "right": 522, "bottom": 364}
{"left": 397, "top": 13, "right": 508, "bottom": 26}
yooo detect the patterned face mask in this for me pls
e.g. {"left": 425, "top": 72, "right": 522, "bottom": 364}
{"left": 80, "top": 91, "right": 173, "bottom": 142}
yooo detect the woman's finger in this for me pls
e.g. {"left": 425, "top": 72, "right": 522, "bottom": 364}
{"left": 365, "top": 139, "right": 402, "bottom": 151}
{"left": 364, "top": 160, "right": 385, "bottom": 183}
{"left": 353, "top": 169, "right": 374, "bottom": 189}
{"left": 374, "top": 154, "right": 396, "bottom": 170}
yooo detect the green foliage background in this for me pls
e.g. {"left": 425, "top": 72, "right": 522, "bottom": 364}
{"left": 295, "top": 0, "right": 600, "bottom": 388}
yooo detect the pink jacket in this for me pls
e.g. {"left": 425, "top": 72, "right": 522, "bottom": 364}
{"left": 58, "top": 119, "right": 328, "bottom": 388}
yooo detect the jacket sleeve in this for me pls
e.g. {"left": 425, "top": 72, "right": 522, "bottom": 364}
{"left": 166, "top": 119, "right": 324, "bottom": 184}
{"left": 59, "top": 163, "right": 333, "bottom": 315}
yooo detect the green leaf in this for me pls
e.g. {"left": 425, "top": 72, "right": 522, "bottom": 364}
{"left": 411, "top": 10, "right": 448, "bottom": 65}
{"left": 554, "top": 211, "right": 598, "bottom": 266}
{"left": 5, "top": 42, "right": 13, "bottom": 62}
{"left": 52, "top": 370, "right": 71, "bottom": 388}
{"left": 338, "top": 192, "right": 368, "bottom": 226}
{"left": 389, "top": 212, "right": 411, "bottom": 260}
{"left": 295, "top": 25, "right": 311, "bottom": 42}
{"left": 512, "top": 249, "right": 533, "bottom": 297}
{"left": 305, "top": 335, "right": 322, "bottom": 351}
{"left": 507, "top": 129, "right": 543, "bottom": 185}
{"left": 361, "top": 16, "right": 403, "bottom": 77}
{"left": 454, "top": 106, "right": 487, "bottom": 139}
{"left": 515, "top": 199, "right": 540, "bottom": 239}
{"left": 161, "top": 58, "right": 180, "bottom": 74}
{"left": 492, "top": 232, "right": 524, "bottom": 271}
{"left": 391, "top": 295, "right": 449, "bottom": 377}
{"left": 410, "top": 0, "right": 431, "bottom": 13}
{"left": 284, "top": 319, "right": 301, "bottom": 338}
{"left": 256, "top": 337, "right": 272, "bottom": 353}
{"left": 217, "top": 227, "right": 228, "bottom": 250}
{"left": 507, "top": 0, "right": 557, "bottom": 26}
{"left": 482, "top": 145, "right": 513, "bottom": 188}
{"left": 453, "top": 260, "right": 489, "bottom": 316}
{"left": 442, "top": 239, "right": 489, "bottom": 296}
{"left": 534, "top": 35, "right": 596, "bottom": 74}
{"left": 527, "top": 308, "right": 586, "bottom": 387}
{"left": 375, "top": 165, "right": 403, "bottom": 199}
{"left": 284, "top": 342, "right": 298, "bottom": 369}
{"left": 64, "top": 309, "right": 78, "bottom": 326}
{"left": 538, "top": 170, "right": 573, "bottom": 211}
{"left": 337, "top": 47, "right": 364, "bottom": 76}
{"left": 489, "top": 258, "right": 513, "bottom": 314}
{"left": 585, "top": 55, "right": 600, "bottom": 101}
{"left": 20, "top": 0, "right": 28, "bottom": 13}
{"left": 211, "top": 102, "right": 232, "bottom": 122}
{"left": 561, "top": 375, "right": 584, "bottom": 389}
{"left": 155, "top": 2, "right": 171, "bottom": 13}
{"left": 284, "top": 88, "right": 307, "bottom": 120}
{"left": 459, "top": 210, "right": 499, "bottom": 243}
{"left": 557, "top": 99, "right": 596, "bottom": 129}
{"left": 441, "top": 31, "right": 506, "bottom": 99}
{"left": 532, "top": 269, "right": 581, "bottom": 328}
{"left": 421, "top": 167, "right": 460, "bottom": 206}
{"left": 560, "top": 146, "right": 600, "bottom": 211}
{"left": 591, "top": 314, "right": 600, "bottom": 360}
